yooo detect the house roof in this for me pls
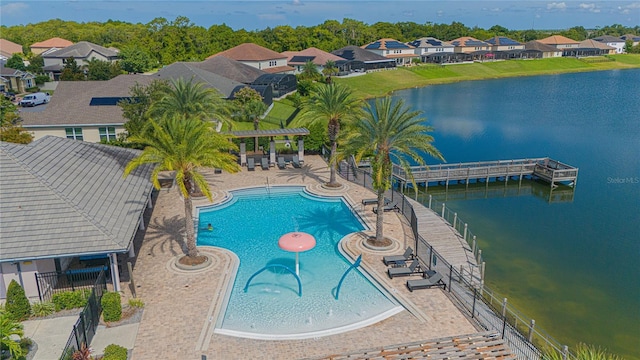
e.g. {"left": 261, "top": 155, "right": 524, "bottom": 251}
{"left": 449, "top": 37, "right": 490, "bottom": 47}
{"left": 21, "top": 74, "right": 154, "bottom": 127}
{"left": 0, "top": 136, "right": 153, "bottom": 262}
{"left": 153, "top": 62, "right": 244, "bottom": 98}
{"left": 43, "top": 41, "right": 119, "bottom": 59}
{"left": 524, "top": 41, "right": 562, "bottom": 52}
{"left": 0, "top": 65, "right": 35, "bottom": 79}
{"left": 362, "top": 38, "right": 414, "bottom": 50}
{"left": 261, "top": 65, "right": 295, "bottom": 74}
{"left": 484, "top": 36, "right": 522, "bottom": 46}
{"left": 209, "top": 43, "right": 285, "bottom": 61}
{"left": 537, "top": 35, "right": 580, "bottom": 45}
{"left": 331, "top": 46, "right": 394, "bottom": 63}
{"left": 620, "top": 34, "right": 640, "bottom": 41}
{"left": 0, "top": 38, "right": 23, "bottom": 58}
{"left": 593, "top": 35, "right": 625, "bottom": 43}
{"left": 194, "top": 55, "right": 266, "bottom": 84}
{"left": 282, "top": 47, "right": 345, "bottom": 66}
{"left": 31, "top": 37, "right": 74, "bottom": 49}
{"left": 579, "top": 39, "right": 616, "bottom": 50}
{"left": 408, "top": 37, "right": 454, "bottom": 49}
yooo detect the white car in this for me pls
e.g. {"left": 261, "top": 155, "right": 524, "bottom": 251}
{"left": 19, "top": 92, "right": 50, "bottom": 107}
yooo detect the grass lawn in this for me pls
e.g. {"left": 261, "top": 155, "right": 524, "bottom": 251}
{"left": 335, "top": 56, "right": 640, "bottom": 99}
{"left": 263, "top": 101, "right": 298, "bottom": 126}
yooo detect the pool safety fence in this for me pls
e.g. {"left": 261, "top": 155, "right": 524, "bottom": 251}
{"left": 35, "top": 263, "right": 110, "bottom": 302}
{"left": 336, "top": 161, "right": 574, "bottom": 360}
{"left": 58, "top": 268, "right": 107, "bottom": 360}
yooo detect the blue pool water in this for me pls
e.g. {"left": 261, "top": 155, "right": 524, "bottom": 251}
{"left": 197, "top": 186, "right": 402, "bottom": 339}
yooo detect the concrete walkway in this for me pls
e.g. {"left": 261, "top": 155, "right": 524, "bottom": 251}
{"left": 22, "top": 316, "right": 138, "bottom": 360}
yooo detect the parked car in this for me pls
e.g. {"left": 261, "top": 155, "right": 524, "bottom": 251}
{"left": 19, "top": 92, "right": 50, "bottom": 107}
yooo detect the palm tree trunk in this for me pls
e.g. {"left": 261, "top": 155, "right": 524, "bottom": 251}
{"left": 183, "top": 194, "right": 198, "bottom": 258}
{"left": 374, "top": 190, "right": 385, "bottom": 245}
{"left": 328, "top": 140, "right": 338, "bottom": 186}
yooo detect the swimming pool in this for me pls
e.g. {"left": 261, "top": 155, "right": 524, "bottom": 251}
{"left": 197, "top": 186, "right": 402, "bottom": 340}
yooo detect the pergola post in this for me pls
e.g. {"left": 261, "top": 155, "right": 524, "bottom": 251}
{"left": 109, "top": 253, "right": 121, "bottom": 292}
{"left": 298, "top": 139, "right": 304, "bottom": 163}
{"left": 269, "top": 139, "right": 276, "bottom": 166}
{"left": 239, "top": 141, "right": 246, "bottom": 166}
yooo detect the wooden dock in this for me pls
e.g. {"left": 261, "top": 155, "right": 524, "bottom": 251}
{"left": 392, "top": 157, "right": 578, "bottom": 190}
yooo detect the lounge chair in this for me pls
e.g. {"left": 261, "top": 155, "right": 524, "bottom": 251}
{"left": 261, "top": 157, "right": 269, "bottom": 170}
{"left": 406, "top": 272, "right": 447, "bottom": 291}
{"left": 277, "top": 156, "right": 286, "bottom": 169}
{"left": 387, "top": 260, "right": 421, "bottom": 279}
{"left": 292, "top": 155, "right": 301, "bottom": 168}
{"left": 247, "top": 158, "right": 255, "bottom": 171}
{"left": 373, "top": 201, "right": 399, "bottom": 214}
{"left": 383, "top": 247, "right": 414, "bottom": 265}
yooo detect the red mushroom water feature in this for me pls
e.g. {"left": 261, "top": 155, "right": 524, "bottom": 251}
{"left": 278, "top": 232, "right": 316, "bottom": 276}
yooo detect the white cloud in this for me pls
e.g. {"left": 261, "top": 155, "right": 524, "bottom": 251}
{"left": 547, "top": 2, "right": 567, "bottom": 10}
{"left": 579, "top": 3, "right": 601, "bottom": 13}
{"left": 292, "top": 0, "right": 302, "bottom": 6}
{"left": 0, "top": 2, "right": 28, "bottom": 15}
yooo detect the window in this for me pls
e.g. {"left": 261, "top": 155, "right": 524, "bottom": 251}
{"left": 65, "top": 128, "right": 83, "bottom": 141}
{"left": 99, "top": 127, "right": 116, "bottom": 141}
{"left": 268, "top": 60, "right": 277, "bottom": 67}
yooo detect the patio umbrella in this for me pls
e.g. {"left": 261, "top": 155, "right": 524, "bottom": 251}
{"left": 278, "top": 232, "right": 316, "bottom": 276}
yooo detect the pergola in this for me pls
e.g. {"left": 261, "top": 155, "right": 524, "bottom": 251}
{"left": 228, "top": 128, "right": 310, "bottom": 167}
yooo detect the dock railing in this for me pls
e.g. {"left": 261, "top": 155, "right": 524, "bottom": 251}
{"left": 337, "top": 160, "right": 574, "bottom": 360}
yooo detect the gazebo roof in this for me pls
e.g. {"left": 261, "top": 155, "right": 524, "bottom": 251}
{"left": 229, "top": 128, "right": 309, "bottom": 139}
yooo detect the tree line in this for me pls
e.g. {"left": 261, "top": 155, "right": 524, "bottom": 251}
{"left": 2, "top": 18, "right": 639, "bottom": 72}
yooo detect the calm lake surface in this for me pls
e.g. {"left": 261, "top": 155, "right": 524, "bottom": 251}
{"left": 392, "top": 69, "right": 640, "bottom": 359}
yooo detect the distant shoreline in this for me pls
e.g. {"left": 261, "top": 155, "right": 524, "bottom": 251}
{"left": 335, "top": 55, "right": 640, "bottom": 99}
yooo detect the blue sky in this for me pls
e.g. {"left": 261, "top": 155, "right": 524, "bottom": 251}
{"left": 1, "top": 1, "right": 639, "bottom": 30}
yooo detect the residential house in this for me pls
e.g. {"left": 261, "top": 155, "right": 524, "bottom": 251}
{"left": 0, "top": 38, "right": 23, "bottom": 65}
{"left": 485, "top": 36, "right": 524, "bottom": 51}
{"left": 281, "top": 47, "right": 346, "bottom": 73}
{"left": 592, "top": 35, "right": 626, "bottom": 54}
{"left": 566, "top": 40, "right": 617, "bottom": 57}
{"left": 208, "top": 43, "right": 294, "bottom": 74}
{"left": 361, "top": 38, "right": 418, "bottom": 66}
{"left": 0, "top": 64, "right": 36, "bottom": 93}
{"left": 537, "top": 35, "right": 580, "bottom": 49}
{"left": 449, "top": 37, "right": 491, "bottom": 53}
{"left": 331, "top": 45, "right": 396, "bottom": 72}
{"left": 30, "top": 37, "right": 74, "bottom": 55}
{"left": 42, "top": 41, "right": 120, "bottom": 80}
{"left": 20, "top": 74, "right": 153, "bottom": 142}
{"left": 620, "top": 34, "right": 640, "bottom": 47}
{"left": 524, "top": 41, "right": 563, "bottom": 58}
{"left": 408, "top": 37, "right": 454, "bottom": 63}
{"left": 0, "top": 136, "right": 153, "bottom": 299}
{"left": 194, "top": 55, "right": 266, "bottom": 84}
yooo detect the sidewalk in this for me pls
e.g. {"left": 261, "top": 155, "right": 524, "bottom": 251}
{"left": 22, "top": 316, "right": 138, "bottom": 360}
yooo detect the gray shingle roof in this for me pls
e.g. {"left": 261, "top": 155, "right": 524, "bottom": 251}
{"left": 331, "top": 46, "right": 393, "bottom": 63}
{"left": 194, "top": 56, "right": 266, "bottom": 84}
{"left": 21, "top": 74, "right": 154, "bottom": 127}
{"left": 152, "top": 63, "right": 244, "bottom": 98}
{"left": 43, "top": 41, "right": 119, "bottom": 59}
{"left": 0, "top": 136, "right": 153, "bottom": 262}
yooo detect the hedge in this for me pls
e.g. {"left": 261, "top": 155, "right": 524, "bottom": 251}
{"left": 101, "top": 292, "right": 122, "bottom": 322}
{"left": 51, "top": 289, "right": 90, "bottom": 311}
{"left": 102, "top": 344, "right": 128, "bottom": 360}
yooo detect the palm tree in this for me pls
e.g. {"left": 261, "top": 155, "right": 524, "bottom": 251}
{"left": 322, "top": 60, "right": 338, "bottom": 82}
{"left": 339, "top": 97, "right": 444, "bottom": 246}
{"left": 1, "top": 313, "right": 25, "bottom": 359}
{"left": 124, "top": 116, "right": 241, "bottom": 259}
{"left": 295, "top": 83, "right": 362, "bottom": 187}
{"left": 149, "top": 78, "right": 232, "bottom": 130}
{"left": 300, "top": 60, "right": 321, "bottom": 81}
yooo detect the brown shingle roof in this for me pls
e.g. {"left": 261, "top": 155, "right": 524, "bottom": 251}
{"left": 0, "top": 39, "right": 23, "bottom": 58}
{"left": 262, "top": 65, "right": 295, "bottom": 74}
{"left": 21, "top": 74, "right": 154, "bottom": 127}
{"left": 579, "top": 39, "right": 616, "bottom": 50}
{"left": 282, "top": 47, "right": 345, "bottom": 66}
{"left": 524, "top": 40, "right": 562, "bottom": 52}
{"left": 538, "top": 35, "right": 579, "bottom": 45}
{"left": 208, "top": 43, "right": 285, "bottom": 61}
{"left": 30, "top": 37, "right": 73, "bottom": 49}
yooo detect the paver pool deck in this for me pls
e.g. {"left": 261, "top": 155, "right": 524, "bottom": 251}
{"left": 130, "top": 156, "right": 480, "bottom": 359}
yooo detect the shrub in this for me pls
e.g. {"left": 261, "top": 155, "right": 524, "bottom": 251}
{"left": 102, "top": 344, "right": 128, "bottom": 360}
{"left": 34, "top": 75, "right": 51, "bottom": 85}
{"left": 30, "top": 301, "right": 55, "bottom": 317}
{"left": 52, "top": 289, "right": 91, "bottom": 311}
{"left": 127, "top": 298, "right": 144, "bottom": 308}
{"left": 25, "top": 86, "right": 40, "bottom": 93}
{"left": 20, "top": 337, "right": 33, "bottom": 354}
{"left": 101, "top": 292, "right": 122, "bottom": 322}
{"left": 5, "top": 280, "right": 31, "bottom": 321}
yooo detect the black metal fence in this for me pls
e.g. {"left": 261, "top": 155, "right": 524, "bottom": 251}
{"left": 35, "top": 264, "right": 109, "bottom": 302}
{"left": 338, "top": 162, "right": 572, "bottom": 360}
{"left": 59, "top": 268, "right": 108, "bottom": 360}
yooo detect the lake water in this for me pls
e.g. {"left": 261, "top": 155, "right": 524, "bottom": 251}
{"left": 392, "top": 69, "right": 640, "bottom": 359}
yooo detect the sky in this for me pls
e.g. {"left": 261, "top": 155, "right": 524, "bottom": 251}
{"left": 1, "top": 0, "right": 639, "bottom": 31}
